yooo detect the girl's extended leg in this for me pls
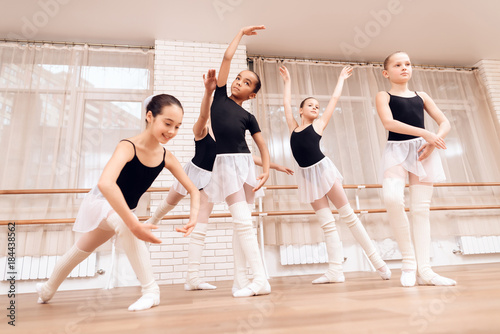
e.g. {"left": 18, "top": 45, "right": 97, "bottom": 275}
{"left": 185, "top": 190, "right": 217, "bottom": 290}
{"left": 105, "top": 213, "right": 160, "bottom": 311}
{"left": 310, "top": 195, "right": 344, "bottom": 284}
{"left": 36, "top": 224, "right": 115, "bottom": 303}
{"left": 383, "top": 165, "right": 417, "bottom": 287}
{"left": 325, "top": 179, "right": 391, "bottom": 280}
{"left": 226, "top": 184, "right": 269, "bottom": 297}
{"left": 409, "top": 173, "right": 456, "bottom": 286}
{"left": 146, "top": 189, "right": 184, "bottom": 225}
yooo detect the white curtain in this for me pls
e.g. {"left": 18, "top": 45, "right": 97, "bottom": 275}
{"left": 0, "top": 42, "right": 154, "bottom": 256}
{"left": 252, "top": 58, "right": 500, "bottom": 245}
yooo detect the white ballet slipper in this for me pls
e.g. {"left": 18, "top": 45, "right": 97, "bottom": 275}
{"left": 312, "top": 273, "right": 345, "bottom": 284}
{"left": 417, "top": 275, "right": 456, "bottom": 286}
{"left": 401, "top": 270, "right": 416, "bottom": 287}
{"left": 184, "top": 282, "right": 217, "bottom": 291}
{"left": 128, "top": 293, "right": 160, "bottom": 311}
{"left": 233, "top": 281, "right": 271, "bottom": 298}
{"left": 377, "top": 265, "right": 392, "bottom": 280}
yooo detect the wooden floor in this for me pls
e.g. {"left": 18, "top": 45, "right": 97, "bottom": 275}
{"left": 7, "top": 263, "right": 500, "bottom": 334}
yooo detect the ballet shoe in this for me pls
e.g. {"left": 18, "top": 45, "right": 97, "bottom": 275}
{"left": 312, "top": 273, "right": 345, "bottom": 284}
{"left": 128, "top": 293, "right": 160, "bottom": 311}
{"left": 36, "top": 282, "right": 51, "bottom": 304}
{"left": 377, "top": 265, "right": 392, "bottom": 280}
{"left": 184, "top": 282, "right": 217, "bottom": 291}
{"left": 233, "top": 281, "right": 271, "bottom": 298}
{"left": 400, "top": 270, "right": 417, "bottom": 287}
{"left": 417, "top": 275, "right": 456, "bottom": 286}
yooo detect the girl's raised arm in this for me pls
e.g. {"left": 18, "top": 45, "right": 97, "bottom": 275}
{"left": 279, "top": 66, "right": 299, "bottom": 133}
{"left": 317, "top": 66, "right": 353, "bottom": 131}
{"left": 164, "top": 150, "right": 200, "bottom": 237}
{"left": 98, "top": 141, "right": 161, "bottom": 244}
{"left": 217, "top": 26, "right": 265, "bottom": 88}
{"left": 193, "top": 69, "right": 217, "bottom": 140}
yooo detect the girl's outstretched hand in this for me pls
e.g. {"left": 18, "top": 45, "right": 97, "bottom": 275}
{"left": 131, "top": 223, "right": 162, "bottom": 244}
{"left": 279, "top": 66, "right": 290, "bottom": 82}
{"left": 241, "top": 25, "right": 266, "bottom": 36}
{"left": 340, "top": 66, "right": 353, "bottom": 80}
{"left": 203, "top": 69, "right": 217, "bottom": 91}
{"left": 275, "top": 164, "right": 294, "bottom": 175}
{"left": 253, "top": 172, "right": 269, "bottom": 192}
{"left": 176, "top": 220, "right": 197, "bottom": 237}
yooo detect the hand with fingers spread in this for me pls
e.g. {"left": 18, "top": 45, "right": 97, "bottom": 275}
{"left": 279, "top": 65, "right": 290, "bottom": 83}
{"left": 176, "top": 219, "right": 197, "bottom": 237}
{"left": 339, "top": 66, "right": 353, "bottom": 80}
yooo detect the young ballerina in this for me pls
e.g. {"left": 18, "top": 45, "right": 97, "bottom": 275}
{"left": 37, "top": 94, "right": 200, "bottom": 311}
{"left": 279, "top": 65, "right": 391, "bottom": 284}
{"left": 201, "top": 25, "right": 272, "bottom": 298}
{"left": 376, "top": 51, "right": 456, "bottom": 287}
{"left": 147, "top": 69, "right": 293, "bottom": 292}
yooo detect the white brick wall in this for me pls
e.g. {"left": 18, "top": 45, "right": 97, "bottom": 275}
{"left": 475, "top": 60, "right": 500, "bottom": 123}
{"left": 151, "top": 39, "right": 252, "bottom": 285}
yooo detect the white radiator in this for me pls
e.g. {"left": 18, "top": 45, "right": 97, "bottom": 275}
{"left": 458, "top": 236, "right": 500, "bottom": 255}
{"left": 280, "top": 243, "right": 329, "bottom": 265}
{"left": 0, "top": 253, "right": 97, "bottom": 281}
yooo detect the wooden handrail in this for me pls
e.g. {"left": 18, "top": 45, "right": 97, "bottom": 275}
{"left": 2, "top": 182, "right": 499, "bottom": 195}
{"left": 2, "top": 205, "right": 499, "bottom": 226}
{"left": 0, "top": 187, "right": 172, "bottom": 195}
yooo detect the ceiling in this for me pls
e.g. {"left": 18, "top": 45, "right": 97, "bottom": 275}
{"left": 1, "top": 0, "right": 499, "bottom": 67}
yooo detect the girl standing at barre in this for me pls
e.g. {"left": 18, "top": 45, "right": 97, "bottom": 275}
{"left": 280, "top": 65, "right": 391, "bottom": 284}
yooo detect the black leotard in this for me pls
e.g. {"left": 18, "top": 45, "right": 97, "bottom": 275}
{"left": 116, "top": 139, "right": 165, "bottom": 209}
{"left": 290, "top": 124, "right": 325, "bottom": 168}
{"left": 387, "top": 92, "right": 425, "bottom": 141}
{"left": 191, "top": 134, "right": 216, "bottom": 171}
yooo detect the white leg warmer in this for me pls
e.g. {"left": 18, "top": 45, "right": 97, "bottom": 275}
{"left": 338, "top": 203, "right": 390, "bottom": 279}
{"left": 37, "top": 244, "right": 91, "bottom": 303}
{"left": 229, "top": 202, "right": 269, "bottom": 297}
{"left": 106, "top": 213, "right": 160, "bottom": 311}
{"left": 383, "top": 178, "right": 417, "bottom": 272}
{"left": 232, "top": 223, "right": 251, "bottom": 293}
{"left": 145, "top": 200, "right": 176, "bottom": 225}
{"left": 185, "top": 223, "right": 216, "bottom": 290}
{"left": 410, "top": 185, "right": 456, "bottom": 286}
{"left": 313, "top": 208, "right": 344, "bottom": 284}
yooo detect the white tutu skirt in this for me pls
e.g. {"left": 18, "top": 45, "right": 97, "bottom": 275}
{"left": 296, "top": 157, "right": 344, "bottom": 203}
{"left": 73, "top": 186, "right": 113, "bottom": 233}
{"left": 204, "top": 153, "right": 264, "bottom": 203}
{"left": 171, "top": 160, "right": 212, "bottom": 196}
{"left": 380, "top": 137, "right": 446, "bottom": 183}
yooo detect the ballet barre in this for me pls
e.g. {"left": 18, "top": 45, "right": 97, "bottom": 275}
{"left": 1, "top": 182, "right": 499, "bottom": 226}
